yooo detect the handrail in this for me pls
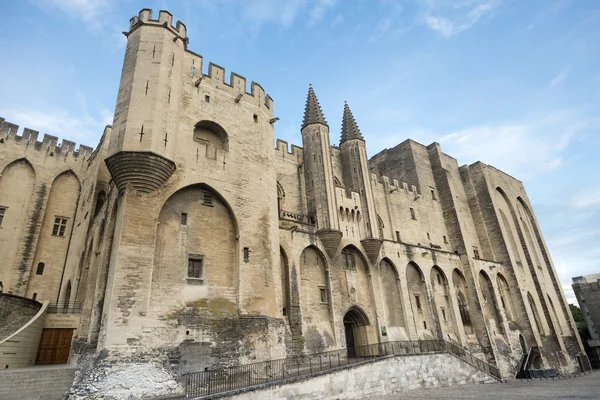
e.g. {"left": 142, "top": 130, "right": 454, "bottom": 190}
{"left": 184, "top": 339, "right": 501, "bottom": 398}
{"left": 46, "top": 301, "right": 83, "bottom": 314}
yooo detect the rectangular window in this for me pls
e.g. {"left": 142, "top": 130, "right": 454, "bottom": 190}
{"left": 431, "top": 189, "right": 436, "bottom": 200}
{"left": 441, "top": 308, "right": 447, "bottom": 321}
{"left": 427, "top": 232, "right": 430, "bottom": 240}
{"left": 205, "top": 95, "right": 210, "bottom": 103}
{"left": 473, "top": 249, "right": 480, "bottom": 259}
{"left": 253, "top": 114, "right": 258, "bottom": 123}
{"left": 36, "top": 263, "right": 45, "bottom": 275}
{"left": 243, "top": 247, "right": 250, "bottom": 263}
{"left": 410, "top": 208, "right": 416, "bottom": 220}
{"left": 0, "top": 206, "right": 6, "bottom": 227}
{"left": 423, "top": 321, "right": 427, "bottom": 329}
{"left": 443, "top": 235, "right": 448, "bottom": 244}
{"left": 414, "top": 294, "right": 421, "bottom": 310}
{"left": 52, "top": 217, "right": 68, "bottom": 237}
{"left": 180, "top": 213, "right": 188, "bottom": 225}
{"left": 395, "top": 231, "right": 401, "bottom": 242}
{"left": 342, "top": 251, "right": 356, "bottom": 270}
{"left": 320, "top": 287, "right": 327, "bottom": 304}
{"left": 188, "top": 256, "right": 203, "bottom": 279}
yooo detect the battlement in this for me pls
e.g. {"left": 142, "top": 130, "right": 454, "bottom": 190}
{"left": 129, "top": 9, "right": 187, "bottom": 40}
{"left": 0, "top": 117, "right": 94, "bottom": 159}
{"left": 370, "top": 172, "right": 421, "bottom": 197}
{"left": 127, "top": 9, "right": 273, "bottom": 112}
{"left": 274, "top": 139, "right": 303, "bottom": 162}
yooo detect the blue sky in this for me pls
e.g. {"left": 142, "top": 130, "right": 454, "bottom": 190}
{"left": 0, "top": 0, "right": 599, "bottom": 302}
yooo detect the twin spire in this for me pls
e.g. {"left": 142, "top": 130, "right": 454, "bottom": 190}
{"left": 301, "top": 85, "right": 364, "bottom": 144}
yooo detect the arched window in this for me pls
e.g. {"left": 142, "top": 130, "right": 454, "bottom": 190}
{"left": 457, "top": 291, "right": 471, "bottom": 325}
{"left": 36, "top": 262, "right": 45, "bottom": 275}
{"left": 94, "top": 190, "right": 106, "bottom": 216}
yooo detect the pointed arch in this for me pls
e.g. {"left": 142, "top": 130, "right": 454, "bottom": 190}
{"left": 153, "top": 183, "right": 238, "bottom": 304}
{"left": 430, "top": 265, "right": 458, "bottom": 339}
{"left": 453, "top": 268, "right": 473, "bottom": 331}
{"left": 527, "top": 292, "right": 545, "bottom": 336}
{"left": 407, "top": 262, "right": 433, "bottom": 335}
{"left": 379, "top": 258, "right": 405, "bottom": 328}
{"left": 496, "top": 272, "right": 515, "bottom": 321}
{"left": 280, "top": 246, "right": 290, "bottom": 317}
{"left": 0, "top": 158, "right": 37, "bottom": 293}
{"left": 478, "top": 270, "right": 504, "bottom": 333}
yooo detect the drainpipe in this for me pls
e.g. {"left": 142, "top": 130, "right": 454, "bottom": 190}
{"left": 56, "top": 191, "right": 81, "bottom": 304}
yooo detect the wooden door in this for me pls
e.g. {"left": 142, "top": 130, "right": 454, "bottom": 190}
{"left": 36, "top": 328, "right": 73, "bottom": 365}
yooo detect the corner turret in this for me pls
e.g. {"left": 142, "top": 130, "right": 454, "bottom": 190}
{"left": 300, "top": 85, "right": 341, "bottom": 257}
{"left": 339, "top": 102, "right": 382, "bottom": 261}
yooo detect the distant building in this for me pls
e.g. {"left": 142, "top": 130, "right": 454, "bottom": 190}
{"left": 572, "top": 273, "right": 600, "bottom": 367}
{"left": 0, "top": 7, "right": 589, "bottom": 396}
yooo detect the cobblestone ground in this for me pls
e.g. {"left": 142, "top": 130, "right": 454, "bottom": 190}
{"left": 369, "top": 371, "right": 600, "bottom": 400}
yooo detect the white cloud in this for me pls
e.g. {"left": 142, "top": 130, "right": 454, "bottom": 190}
{"left": 549, "top": 67, "right": 571, "bottom": 88}
{"left": 1, "top": 105, "right": 111, "bottom": 147}
{"left": 419, "top": 0, "right": 503, "bottom": 38}
{"left": 436, "top": 111, "right": 599, "bottom": 179}
{"left": 309, "top": 0, "right": 338, "bottom": 26}
{"left": 571, "top": 188, "right": 600, "bottom": 209}
{"left": 30, "top": 0, "right": 111, "bottom": 24}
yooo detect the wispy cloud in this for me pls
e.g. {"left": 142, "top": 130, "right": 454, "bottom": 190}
{"left": 549, "top": 67, "right": 571, "bottom": 88}
{"left": 308, "top": 0, "right": 338, "bottom": 26}
{"left": 570, "top": 188, "right": 600, "bottom": 209}
{"left": 419, "top": 0, "right": 503, "bottom": 38}
{"left": 436, "top": 111, "right": 599, "bottom": 179}
{"left": 1, "top": 101, "right": 112, "bottom": 146}
{"left": 30, "top": 0, "right": 111, "bottom": 25}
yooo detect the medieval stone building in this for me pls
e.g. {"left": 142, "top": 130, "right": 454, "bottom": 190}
{"left": 0, "top": 8, "right": 588, "bottom": 394}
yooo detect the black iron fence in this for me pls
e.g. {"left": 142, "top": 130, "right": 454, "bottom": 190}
{"left": 184, "top": 339, "right": 500, "bottom": 398}
{"left": 46, "top": 301, "right": 83, "bottom": 314}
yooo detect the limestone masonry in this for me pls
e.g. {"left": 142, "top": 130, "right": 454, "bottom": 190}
{"left": 0, "top": 8, "right": 589, "bottom": 397}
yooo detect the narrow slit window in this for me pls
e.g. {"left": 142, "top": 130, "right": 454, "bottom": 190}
{"left": 52, "top": 217, "right": 68, "bottom": 237}
{"left": 415, "top": 294, "right": 421, "bottom": 310}
{"left": 180, "top": 213, "right": 188, "bottom": 225}
{"left": 423, "top": 321, "right": 427, "bottom": 329}
{"left": 0, "top": 207, "right": 5, "bottom": 227}
{"left": 395, "top": 231, "right": 401, "bottom": 242}
{"left": 441, "top": 308, "right": 447, "bottom": 321}
{"left": 443, "top": 235, "right": 448, "bottom": 244}
{"left": 320, "top": 287, "right": 327, "bottom": 303}
{"left": 253, "top": 114, "right": 258, "bottom": 123}
{"left": 243, "top": 247, "right": 250, "bottom": 263}
{"left": 32, "top": 293, "right": 37, "bottom": 301}
{"left": 410, "top": 208, "right": 416, "bottom": 220}
{"left": 431, "top": 189, "right": 437, "bottom": 200}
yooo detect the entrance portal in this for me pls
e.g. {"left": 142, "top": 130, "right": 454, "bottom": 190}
{"left": 343, "top": 307, "right": 372, "bottom": 358}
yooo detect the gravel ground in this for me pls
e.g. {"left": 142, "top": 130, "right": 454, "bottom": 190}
{"left": 368, "top": 371, "right": 600, "bottom": 400}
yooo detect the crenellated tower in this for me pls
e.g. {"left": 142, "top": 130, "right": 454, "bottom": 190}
{"left": 339, "top": 102, "right": 382, "bottom": 263}
{"left": 301, "top": 85, "right": 342, "bottom": 257}
{"left": 105, "top": 9, "right": 185, "bottom": 192}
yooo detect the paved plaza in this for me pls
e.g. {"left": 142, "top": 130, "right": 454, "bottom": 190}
{"left": 370, "top": 371, "right": 600, "bottom": 400}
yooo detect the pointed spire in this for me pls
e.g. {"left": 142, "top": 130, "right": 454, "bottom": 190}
{"left": 302, "top": 84, "right": 328, "bottom": 129}
{"left": 340, "top": 101, "right": 364, "bottom": 144}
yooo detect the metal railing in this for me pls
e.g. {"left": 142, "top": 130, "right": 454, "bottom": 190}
{"left": 184, "top": 339, "right": 500, "bottom": 398}
{"left": 46, "top": 301, "right": 83, "bottom": 314}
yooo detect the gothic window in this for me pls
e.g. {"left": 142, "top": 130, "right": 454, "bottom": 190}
{"left": 52, "top": 217, "right": 68, "bottom": 237}
{"left": 457, "top": 291, "right": 471, "bottom": 325}
{"left": 188, "top": 255, "right": 204, "bottom": 279}
{"left": 342, "top": 249, "right": 356, "bottom": 270}
{"left": 0, "top": 206, "right": 6, "bottom": 226}
{"left": 36, "top": 262, "right": 45, "bottom": 275}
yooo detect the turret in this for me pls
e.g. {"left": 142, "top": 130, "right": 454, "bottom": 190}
{"left": 301, "top": 85, "right": 342, "bottom": 257}
{"left": 104, "top": 9, "right": 184, "bottom": 193}
{"left": 339, "top": 102, "right": 382, "bottom": 263}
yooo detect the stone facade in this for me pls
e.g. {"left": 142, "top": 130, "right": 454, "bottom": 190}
{"left": 0, "top": 7, "right": 587, "bottom": 396}
{"left": 572, "top": 273, "right": 600, "bottom": 367}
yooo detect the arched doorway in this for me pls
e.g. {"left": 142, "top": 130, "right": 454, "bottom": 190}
{"left": 344, "top": 307, "right": 370, "bottom": 358}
